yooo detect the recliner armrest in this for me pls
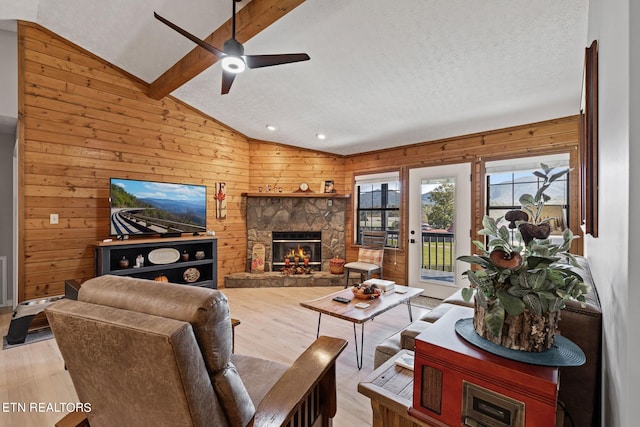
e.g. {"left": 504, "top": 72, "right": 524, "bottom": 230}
{"left": 251, "top": 336, "right": 348, "bottom": 427}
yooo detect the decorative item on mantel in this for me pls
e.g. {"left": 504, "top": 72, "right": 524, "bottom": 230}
{"left": 458, "top": 164, "right": 589, "bottom": 353}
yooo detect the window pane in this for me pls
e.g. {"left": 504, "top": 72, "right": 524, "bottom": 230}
{"left": 386, "top": 182, "right": 400, "bottom": 208}
{"left": 545, "top": 180, "right": 568, "bottom": 204}
{"left": 358, "top": 185, "right": 374, "bottom": 209}
{"left": 355, "top": 176, "right": 400, "bottom": 247}
{"left": 488, "top": 183, "right": 513, "bottom": 206}
{"left": 486, "top": 160, "right": 570, "bottom": 232}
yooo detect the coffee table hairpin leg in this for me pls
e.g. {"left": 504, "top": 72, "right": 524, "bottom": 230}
{"left": 353, "top": 322, "right": 365, "bottom": 369}
{"left": 315, "top": 313, "right": 366, "bottom": 369}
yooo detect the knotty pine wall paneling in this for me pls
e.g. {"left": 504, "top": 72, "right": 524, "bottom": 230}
{"left": 248, "top": 140, "right": 345, "bottom": 194}
{"left": 17, "top": 22, "right": 250, "bottom": 301}
{"left": 343, "top": 116, "right": 582, "bottom": 287}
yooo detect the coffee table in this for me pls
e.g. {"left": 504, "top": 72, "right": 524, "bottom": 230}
{"left": 300, "top": 286, "right": 423, "bottom": 369}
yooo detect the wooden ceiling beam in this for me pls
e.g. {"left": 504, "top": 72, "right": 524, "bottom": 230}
{"left": 148, "top": 0, "right": 307, "bottom": 100}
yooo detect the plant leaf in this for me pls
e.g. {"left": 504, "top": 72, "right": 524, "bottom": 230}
{"left": 485, "top": 304, "right": 505, "bottom": 338}
{"left": 461, "top": 287, "right": 475, "bottom": 302}
{"left": 498, "top": 225, "right": 510, "bottom": 242}
{"left": 476, "top": 288, "right": 488, "bottom": 308}
{"left": 527, "top": 256, "right": 557, "bottom": 269}
{"left": 497, "top": 289, "right": 526, "bottom": 316}
{"left": 507, "top": 285, "right": 530, "bottom": 297}
{"left": 482, "top": 215, "right": 496, "bottom": 229}
{"left": 530, "top": 269, "right": 548, "bottom": 290}
{"left": 472, "top": 240, "right": 487, "bottom": 252}
{"left": 457, "top": 255, "right": 492, "bottom": 269}
{"left": 519, "top": 194, "right": 535, "bottom": 207}
{"left": 548, "top": 168, "right": 570, "bottom": 183}
{"left": 487, "top": 238, "right": 511, "bottom": 250}
{"left": 534, "top": 184, "right": 550, "bottom": 202}
{"left": 523, "top": 293, "right": 542, "bottom": 314}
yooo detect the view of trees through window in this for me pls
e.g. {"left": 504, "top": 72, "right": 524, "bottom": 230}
{"left": 419, "top": 179, "right": 456, "bottom": 274}
{"left": 421, "top": 183, "right": 455, "bottom": 230}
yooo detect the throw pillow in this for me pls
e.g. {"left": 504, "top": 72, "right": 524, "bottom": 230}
{"left": 358, "top": 248, "right": 383, "bottom": 265}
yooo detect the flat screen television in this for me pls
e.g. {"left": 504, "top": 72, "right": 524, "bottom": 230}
{"left": 109, "top": 178, "right": 207, "bottom": 237}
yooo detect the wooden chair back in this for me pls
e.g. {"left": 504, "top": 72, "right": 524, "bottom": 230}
{"left": 360, "top": 230, "right": 388, "bottom": 250}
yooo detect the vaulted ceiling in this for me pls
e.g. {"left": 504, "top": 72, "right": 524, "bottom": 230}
{"left": 0, "top": 0, "right": 588, "bottom": 154}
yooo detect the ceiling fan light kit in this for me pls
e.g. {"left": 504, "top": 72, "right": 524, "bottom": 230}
{"left": 222, "top": 56, "right": 246, "bottom": 74}
{"left": 154, "top": 0, "right": 310, "bottom": 94}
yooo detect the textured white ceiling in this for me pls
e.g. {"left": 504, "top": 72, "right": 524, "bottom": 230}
{"left": 0, "top": 0, "right": 588, "bottom": 155}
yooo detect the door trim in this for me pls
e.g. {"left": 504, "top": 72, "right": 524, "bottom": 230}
{"left": 408, "top": 163, "right": 472, "bottom": 299}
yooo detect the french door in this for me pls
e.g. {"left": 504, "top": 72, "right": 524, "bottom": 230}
{"left": 408, "top": 163, "right": 471, "bottom": 299}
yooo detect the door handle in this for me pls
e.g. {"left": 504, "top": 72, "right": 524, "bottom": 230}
{"left": 410, "top": 238, "right": 415, "bottom": 244}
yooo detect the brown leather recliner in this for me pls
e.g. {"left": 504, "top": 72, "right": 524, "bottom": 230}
{"left": 46, "top": 275, "right": 347, "bottom": 427}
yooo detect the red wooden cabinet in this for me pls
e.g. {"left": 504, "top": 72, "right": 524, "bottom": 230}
{"left": 409, "top": 306, "right": 559, "bottom": 427}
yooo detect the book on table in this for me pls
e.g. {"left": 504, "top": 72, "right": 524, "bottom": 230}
{"left": 363, "top": 278, "right": 396, "bottom": 292}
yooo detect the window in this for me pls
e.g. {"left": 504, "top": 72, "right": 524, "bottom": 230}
{"left": 485, "top": 154, "right": 570, "bottom": 239}
{"left": 354, "top": 171, "right": 400, "bottom": 247}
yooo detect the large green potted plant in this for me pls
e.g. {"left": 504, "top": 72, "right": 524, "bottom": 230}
{"left": 458, "top": 164, "right": 590, "bottom": 352}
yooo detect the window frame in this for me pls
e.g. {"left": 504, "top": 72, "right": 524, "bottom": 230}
{"left": 354, "top": 171, "right": 400, "bottom": 248}
{"left": 484, "top": 155, "right": 570, "bottom": 239}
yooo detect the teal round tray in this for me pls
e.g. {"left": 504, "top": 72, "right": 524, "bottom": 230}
{"left": 455, "top": 318, "right": 585, "bottom": 367}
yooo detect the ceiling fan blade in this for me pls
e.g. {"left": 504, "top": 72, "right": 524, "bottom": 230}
{"left": 221, "top": 70, "right": 236, "bottom": 94}
{"left": 245, "top": 53, "right": 310, "bottom": 69}
{"left": 154, "top": 12, "right": 225, "bottom": 59}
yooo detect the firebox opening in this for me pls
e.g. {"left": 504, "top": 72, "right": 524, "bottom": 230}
{"left": 272, "top": 231, "right": 322, "bottom": 271}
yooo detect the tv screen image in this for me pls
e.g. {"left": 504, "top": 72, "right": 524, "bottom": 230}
{"left": 110, "top": 178, "right": 207, "bottom": 236}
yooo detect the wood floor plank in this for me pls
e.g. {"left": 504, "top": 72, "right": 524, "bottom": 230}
{"left": 0, "top": 286, "right": 429, "bottom": 426}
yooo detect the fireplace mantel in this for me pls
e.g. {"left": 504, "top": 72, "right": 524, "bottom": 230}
{"left": 242, "top": 193, "right": 350, "bottom": 198}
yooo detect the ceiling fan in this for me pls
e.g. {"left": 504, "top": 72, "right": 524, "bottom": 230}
{"left": 154, "top": 0, "right": 310, "bottom": 94}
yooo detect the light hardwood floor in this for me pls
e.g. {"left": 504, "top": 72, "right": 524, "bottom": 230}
{"left": 0, "top": 287, "right": 429, "bottom": 427}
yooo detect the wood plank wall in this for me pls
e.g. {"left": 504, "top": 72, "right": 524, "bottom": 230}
{"left": 342, "top": 116, "right": 582, "bottom": 287}
{"left": 17, "top": 22, "right": 250, "bottom": 301}
{"left": 248, "top": 140, "right": 345, "bottom": 194}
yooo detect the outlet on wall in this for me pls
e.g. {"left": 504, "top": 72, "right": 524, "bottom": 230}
{"left": 50, "top": 213, "right": 59, "bottom": 225}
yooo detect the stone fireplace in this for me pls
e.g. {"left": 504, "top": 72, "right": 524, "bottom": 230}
{"left": 245, "top": 195, "right": 347, "bottom": 273}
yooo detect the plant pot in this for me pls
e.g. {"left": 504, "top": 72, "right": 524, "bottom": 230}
{"left": 473, "top": 298, "right": 559, "bottom": 352}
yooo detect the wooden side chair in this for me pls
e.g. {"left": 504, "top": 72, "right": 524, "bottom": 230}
{"left": 344, "top": 230, "right": 388, "bottom": 287}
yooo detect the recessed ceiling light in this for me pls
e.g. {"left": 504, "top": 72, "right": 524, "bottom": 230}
{"left": 316, "top": 133, "right": 327, "bottom": 140}
{"left": 266, "top": 124, "right": 277, "bottom": 131}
